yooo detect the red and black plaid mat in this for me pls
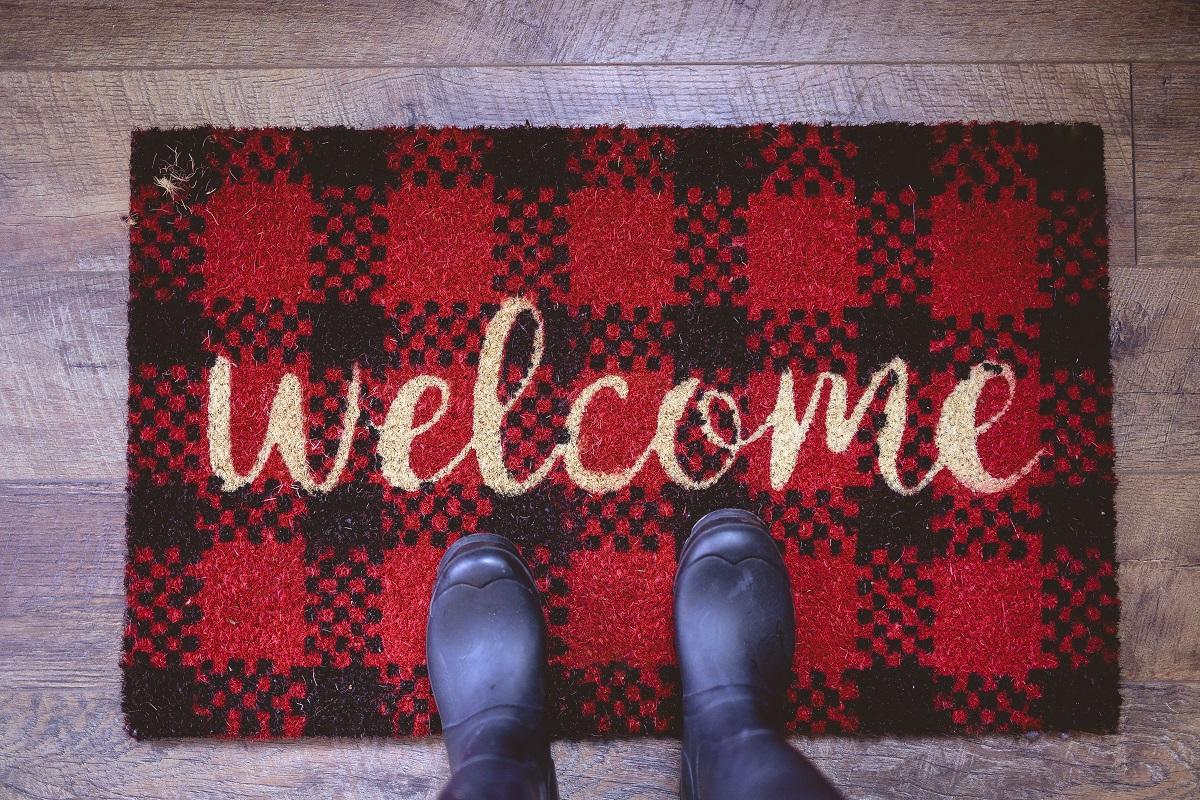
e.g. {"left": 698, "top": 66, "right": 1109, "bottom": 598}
{"left": 124, "top": 123, "right": 1118, "bottom": 739}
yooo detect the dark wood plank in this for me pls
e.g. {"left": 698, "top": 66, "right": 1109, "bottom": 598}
{"left": 0, "top": 0, "right": 1197, "bottom": 69}
{"left": 0, "top": 683, "right": 1195, "bottom": 800}
{"left": 1134, "top": 64, "right": 1200, "bottom": 270}
{"left": 1121, "top": 562, "right": 1200, "bottom": 682}
{"left": 1116, "top": 473, "right": 1200, "bottom": 565}
{"left": 1113, "top": 391, "right": 1200, "bottom": 475}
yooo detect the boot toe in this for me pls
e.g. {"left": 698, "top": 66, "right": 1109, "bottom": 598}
{"left": 674, "top": 509, "right": 794, "bottom": 697}
{"left": 427, "top": 534, "right": 545, "bottom": 729}
{"left": 434, "top": 534, "right": 533, "bottom": 599}
{"left": 678, "top": 508, "right": 784, "bottom": 577}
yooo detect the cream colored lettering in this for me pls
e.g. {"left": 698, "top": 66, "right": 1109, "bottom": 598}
{"left": 378, "top": 375, "right": 468, "bottom": 489}
{"left": 206, "top": 300, "right": 1043, "bottom": 499}
{"left": 937, "top": 362, "right": 1042, "bottom": 493}
{"left": 208, "top": 356, "right": 361, "bottom": 492}
{"left": 750, "top": 370, "right": 820, "bottom": 488}
{"left": 714, "top": 358, "right": 919, "bottom": 492}
{"left": 652, "top": 379, "right": 731, "bottom": 488}
{"left": 471, "top": 297, "right": 564, "bottom": 495}
{"left": 563, "top": 376, "right": 654, "bottom": 493}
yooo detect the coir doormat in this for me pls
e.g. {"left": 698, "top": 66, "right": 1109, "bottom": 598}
{"left": 124, "top": 123, "right": 1118, "bottom": 739}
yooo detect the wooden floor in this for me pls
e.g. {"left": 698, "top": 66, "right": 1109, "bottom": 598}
{"left": 1, "top": 2, "right": 1198, "bottom": 798}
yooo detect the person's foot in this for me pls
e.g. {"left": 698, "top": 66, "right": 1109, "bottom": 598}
{"left": 674, "top": 509, "right": 844, "bottom": 800}
{"left": 427, "top": 533, "right": 558, "bottom": 800}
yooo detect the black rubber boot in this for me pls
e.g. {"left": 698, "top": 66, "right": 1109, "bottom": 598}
{"left": 674, "top": 509, "right": 846, "bottom": 800}
{"left": 428, "top": 533, "right": 559, "bottom": 800}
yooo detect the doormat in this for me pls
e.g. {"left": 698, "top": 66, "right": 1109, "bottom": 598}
{"left": 124, "top": 123, "right": 1119, "bottom": 739}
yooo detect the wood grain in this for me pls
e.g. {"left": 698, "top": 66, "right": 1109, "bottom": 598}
{"left": 1134, "top": 64, "right": 1200, "bottom": 270}
{"left": 0, "top": 64, "right": 1135, "bottom": 275}
{"left": 1116, "top": 473, "right": 1200, "bottom": 564}
{"left": 0, "top": 0, "right": 1197, "bottom": 69}
{"left": 1121, "top": 562, "right": 1200, "bottom": 682}
{"left": 0, "top": 270, "right": 126, "bottom": 482}
{"left": 0, "top": 684, "right": 1195, "bottom": 800}
{"left": 1111, "top": 266, "right": 1200, "bottom": 394}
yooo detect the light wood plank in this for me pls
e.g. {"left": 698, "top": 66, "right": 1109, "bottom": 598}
{"left": 0, "top": 683, "right": 1194, "bottom": 800}
{"left": 0, "top": 270, "right": 126, "bottom": 482}
{"left": 0, "top": 64, "right": 1136, "bottom": 276}
{"left": 1116, "top": 473, "right": 1200, "bottom": 565}
{"left": 1111, "top": 266, "right": 1200, "bottom": 394}
{"left": 1134, "top": 64, "right": 1200, "bottom": 270}
{"left": 0, "top": 485, "right": 125, "bottom": 693}
{"left": 0, "top": 0, "right": 1197, "bottom": 69}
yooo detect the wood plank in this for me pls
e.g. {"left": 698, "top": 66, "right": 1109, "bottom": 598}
{"left": 1111, "top": 266, "right": 1200, "bottom": 394}
{"left": 0, "top": 64, "right": 1135, "bottom": 277}
{"left": 0, "top": 0, "right": 1197, "bottom": 69}
{"left": 1134, "top": 64, "right": 1200, "bottom": 270}
{"left": 0, "top": 682, "right": 1194, "bottom": 800}
{"left": 1121, "top": 562, "right": 1200, "bottom": 682}
{"left": 1111, "top": 391, "right": 1200, "bottom": 476}
{"left": 0, "top": 485, "right": 125, "bottom": 693}
{"left": 1116, "top": 473, "right": 1200, "bottom": 565}
{"left": 1, "top": 485, "right": 1195, "bottom": 694}
{"left": 0, "top": 270, "right": 126, "bottom": 482}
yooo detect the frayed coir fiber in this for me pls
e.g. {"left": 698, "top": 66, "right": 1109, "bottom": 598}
{"left": 124, "top": 123, "right": 1119, "bottom": 739}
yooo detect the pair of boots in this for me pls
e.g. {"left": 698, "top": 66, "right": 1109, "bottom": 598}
{"left": 429, "top": 508, "right": 845, "bottom": 800}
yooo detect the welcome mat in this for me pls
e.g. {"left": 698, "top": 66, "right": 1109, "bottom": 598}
{"left": 124, "top": 123, "right": 1118, "bottom": 739}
